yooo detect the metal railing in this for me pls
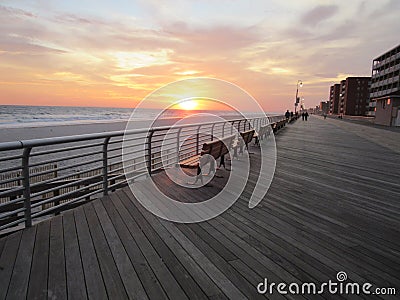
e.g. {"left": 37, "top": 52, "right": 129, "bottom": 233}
{"left": 0, "top": 115, "right": 287, "bottom": 232}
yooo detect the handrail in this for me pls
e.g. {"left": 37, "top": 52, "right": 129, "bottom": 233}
{"left": 0, "top": 116, "right": 281, "bottom": 151}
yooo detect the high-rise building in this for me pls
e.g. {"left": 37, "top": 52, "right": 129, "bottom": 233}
{"left": 343, "top": 77, "right": 371, "bottom": 116}
{"left": 331, "top": 77, "right": 370, "bottom": 116}
{"left": 369, "top": 44, "right": 400, "bottom": 122}
{"left": 329, "top": 84, "right": 340, "bottom": 114}
{"left": 338, "top": 80, "right": 346, "bottom": 115}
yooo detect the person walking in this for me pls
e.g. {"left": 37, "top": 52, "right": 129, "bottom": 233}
{"left": 285, "top": 110, "right": 290, "bottom": 121}
{"left": 301, "top": 112, "right": 305, "bottom": 121}
{"left": 304, "top": 111, "right": 309, "bottom": 121}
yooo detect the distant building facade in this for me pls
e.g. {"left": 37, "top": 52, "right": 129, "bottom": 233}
{"left": 319, "top": 101, "right": 329, "bottom": 113}
{"left": 369, "top": 44, "right": 400, "bottom": 126}
{"left": 329, "top": 84, "right": 340, "bottom": 114}
{"left": 329, "top": 77, "right": 371, "bottom": 116}
{"left": 343, "top": 77, "right": 371, "bottom": 116}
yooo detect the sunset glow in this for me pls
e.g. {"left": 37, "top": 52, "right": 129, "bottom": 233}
{"left": 178, "top": 100, "right": 198, "bottom": 110}
{"left": 0, "top": 1, "right": 399, "bottom": 111}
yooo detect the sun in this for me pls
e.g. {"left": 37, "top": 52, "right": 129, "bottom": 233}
{"left": 179, "top": 100, "right": 198, "bottom": 110}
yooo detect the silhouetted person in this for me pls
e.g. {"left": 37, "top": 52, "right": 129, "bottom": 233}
{"left": 323, "top": 112, "right": 327, "bottom": 119}
{"left": 219, "top": 154, "right": 225, "bottom": 169}
{"left": 194, "top": 163, "right": 203, "bottom": 184}
{"left": 285, "top": 110, "right": 290, "bottom": 120}
{"left": 304, "top": 111, "right": 309, "bottom": 121}
{"left": 290, "top": 111, "right": 294, "bottom": 118}
{"left": 301, "top": 112, "right": 305, "bottom": 121}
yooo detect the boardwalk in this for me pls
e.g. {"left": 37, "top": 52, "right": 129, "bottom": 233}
{"left": 0, "top": 116, "right": 399, "bottom": 299}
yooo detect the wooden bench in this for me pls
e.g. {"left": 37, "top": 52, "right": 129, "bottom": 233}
{"left": 179, "top": 135, "right": 235, "bottom": 182}
{"left": 272, "top": 119, "right": 287, "bottom": 133}
{"left": 232, "top": 129, "right": 255, "bottom": 157}
{"left": 254, "top": 125, "right": 271, "bottom": 145}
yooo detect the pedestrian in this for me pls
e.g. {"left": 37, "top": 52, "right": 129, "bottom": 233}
{"left": 285, "top": 109, "right": 290, "bottom": 120}
{"left": 304, "top": 111, "right": 309, "bottom": 121}
{"left": 290, "top": 111, "right": 294, "bottom": 118}
{"left": 301, "top": 112, "right": 305, "bottom": 121}
{"left": 323, "top": 112, "right": 327, "bottom": 119}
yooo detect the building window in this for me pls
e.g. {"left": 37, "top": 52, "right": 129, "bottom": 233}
{"left": 387, "top": 98, "right": 391, "bottom": 105}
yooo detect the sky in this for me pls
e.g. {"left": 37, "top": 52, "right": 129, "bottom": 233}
{"left": 0, "top": 0, "right": 399, "bottom": 112}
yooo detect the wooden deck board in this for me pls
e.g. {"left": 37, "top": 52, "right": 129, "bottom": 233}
{"left": 6, "top": 227, "right": 35, "bottom": 299}
{"left": 108, "top": 192, "right": 188, "bottom": 300}
{"left": 27, "top": 221, "right": 50, "bottom": 300}
{"left": 1, "top": 116, "right": 399, "bottom": 299}
{"left": 83, "top": 203, "right": 128, "bottom": 299}
{"left": 48, "top": 215, "right": 67, "bottom": 300}
{"left": 0, "top": 231, "right": 22, "bottom": 299}
{"left": 101, "top": 195, "right": 167, "bottom": 300}
{"left": 92, "top": 200, "right": 149, "bottom": 299}
{"left": 74, "top": 205, "right": 108, "bottom": 300}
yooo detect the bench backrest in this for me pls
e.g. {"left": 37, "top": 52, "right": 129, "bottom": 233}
{"left": 240, "top": 129, "right": 255, "bottom": 144}
{"left": 200, "top": 134, "right": 235, "bottom": 159}
{"left": 220, "top": 134, "right": 235, "bottom": 156}
{"left": 258, "top": 125, "right": 270, "bottom": 138}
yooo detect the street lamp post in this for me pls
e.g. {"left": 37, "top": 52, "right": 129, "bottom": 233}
{"left": 294, "top": 80, "right": 303, "bottom": 114}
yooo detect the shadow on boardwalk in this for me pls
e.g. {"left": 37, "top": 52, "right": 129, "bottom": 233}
{"left": 0, "top": 116, "right": 399, "bottom": 299}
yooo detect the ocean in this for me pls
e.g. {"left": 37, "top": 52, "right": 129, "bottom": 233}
{"left": 0, "top": 105, "right": 248, "bottom": 129}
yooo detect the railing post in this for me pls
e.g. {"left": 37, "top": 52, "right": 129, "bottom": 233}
{"left": 211, "top": 123, "right": 216, "bottom": 141}
{"left": 22, "top": 147, "right": 32, "bottom": 228}
{"left": 222, "top": 122, "right": 226, "bottom": 137}
{"left": 238, "top": 120, "right": 242, "bottom": 133}
{"left": 176, "top": 128, "right": 181, "bottom": 164}
{"left": 103, "top": 137, "right": 110, "bottom": 196}
{"left": 146, "top": 130, "right": 154, "bottom": 175}
{"left": 196, "top": 125, "right": 201, "bottom": 155}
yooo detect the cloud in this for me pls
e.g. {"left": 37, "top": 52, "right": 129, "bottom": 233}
{"left": 300, "top": 5, "right": 339, "bottom": 27}
{"left": 0, "top": 1, "right": 399, "bottom": 110}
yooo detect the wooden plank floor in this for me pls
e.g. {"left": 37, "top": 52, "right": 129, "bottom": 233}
{"left": 1, "top": 116, "right": 399, "bottom": 299}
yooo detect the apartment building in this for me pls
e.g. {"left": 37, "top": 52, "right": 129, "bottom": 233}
{"left": 329, "top": 84, "right": 340, "bottom": 114}
{"left": 369, "top": 44, "right": 400, "bottom": 125}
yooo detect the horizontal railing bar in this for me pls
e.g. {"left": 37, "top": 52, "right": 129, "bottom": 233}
{"left": 0, "top": 197, "right": 26, "bottom": 209}
{"left": 28, "top": 159, "right": 103, "bottom": 184}
{"left": 107, "top": 181, "right": 127, "bottom": 190}
{"left": 121, "top": 159, "right": 146, "bottom": 169}
{"left": 108, "top": 172, "right": 127, "bottom": 182}
{"left": 0, "top": 176, "right": 24, "bottom": 186}
{"left": 124, "top": 166, "right": 147, "bottom": 176}
{"left": 29, "top": 165, "right": 102, "bottom": 188}
{"left": 0, "top": 217, "right": 26, "bottom": 231}
{"left": 30, "top": 174, "right": 103, "bottom": 199}
{"left": 0, "top": 186, "right": 24, "bottom": 198}
{"left": 28, "top": 150, "right": 103, "bottom": 168}
{"left": 31, "top": 189, "right": 102, "bottom": 218}
{"left": 30, "top": 141, "right": 104, "bottom": 157}
{"left": 0, "top": 154, "right": 23, "bottom": 162}
{"left": 112, "top": 135, "right": 146, "bottom": 144}
{"left": 31, "top": 180, "right": 104, "bottom": 209}
{"left": 0, "top": 165, "right": 23, "bottom": 174}
{"left": 0, "top": 207, "right": 26, "bottom": 219}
